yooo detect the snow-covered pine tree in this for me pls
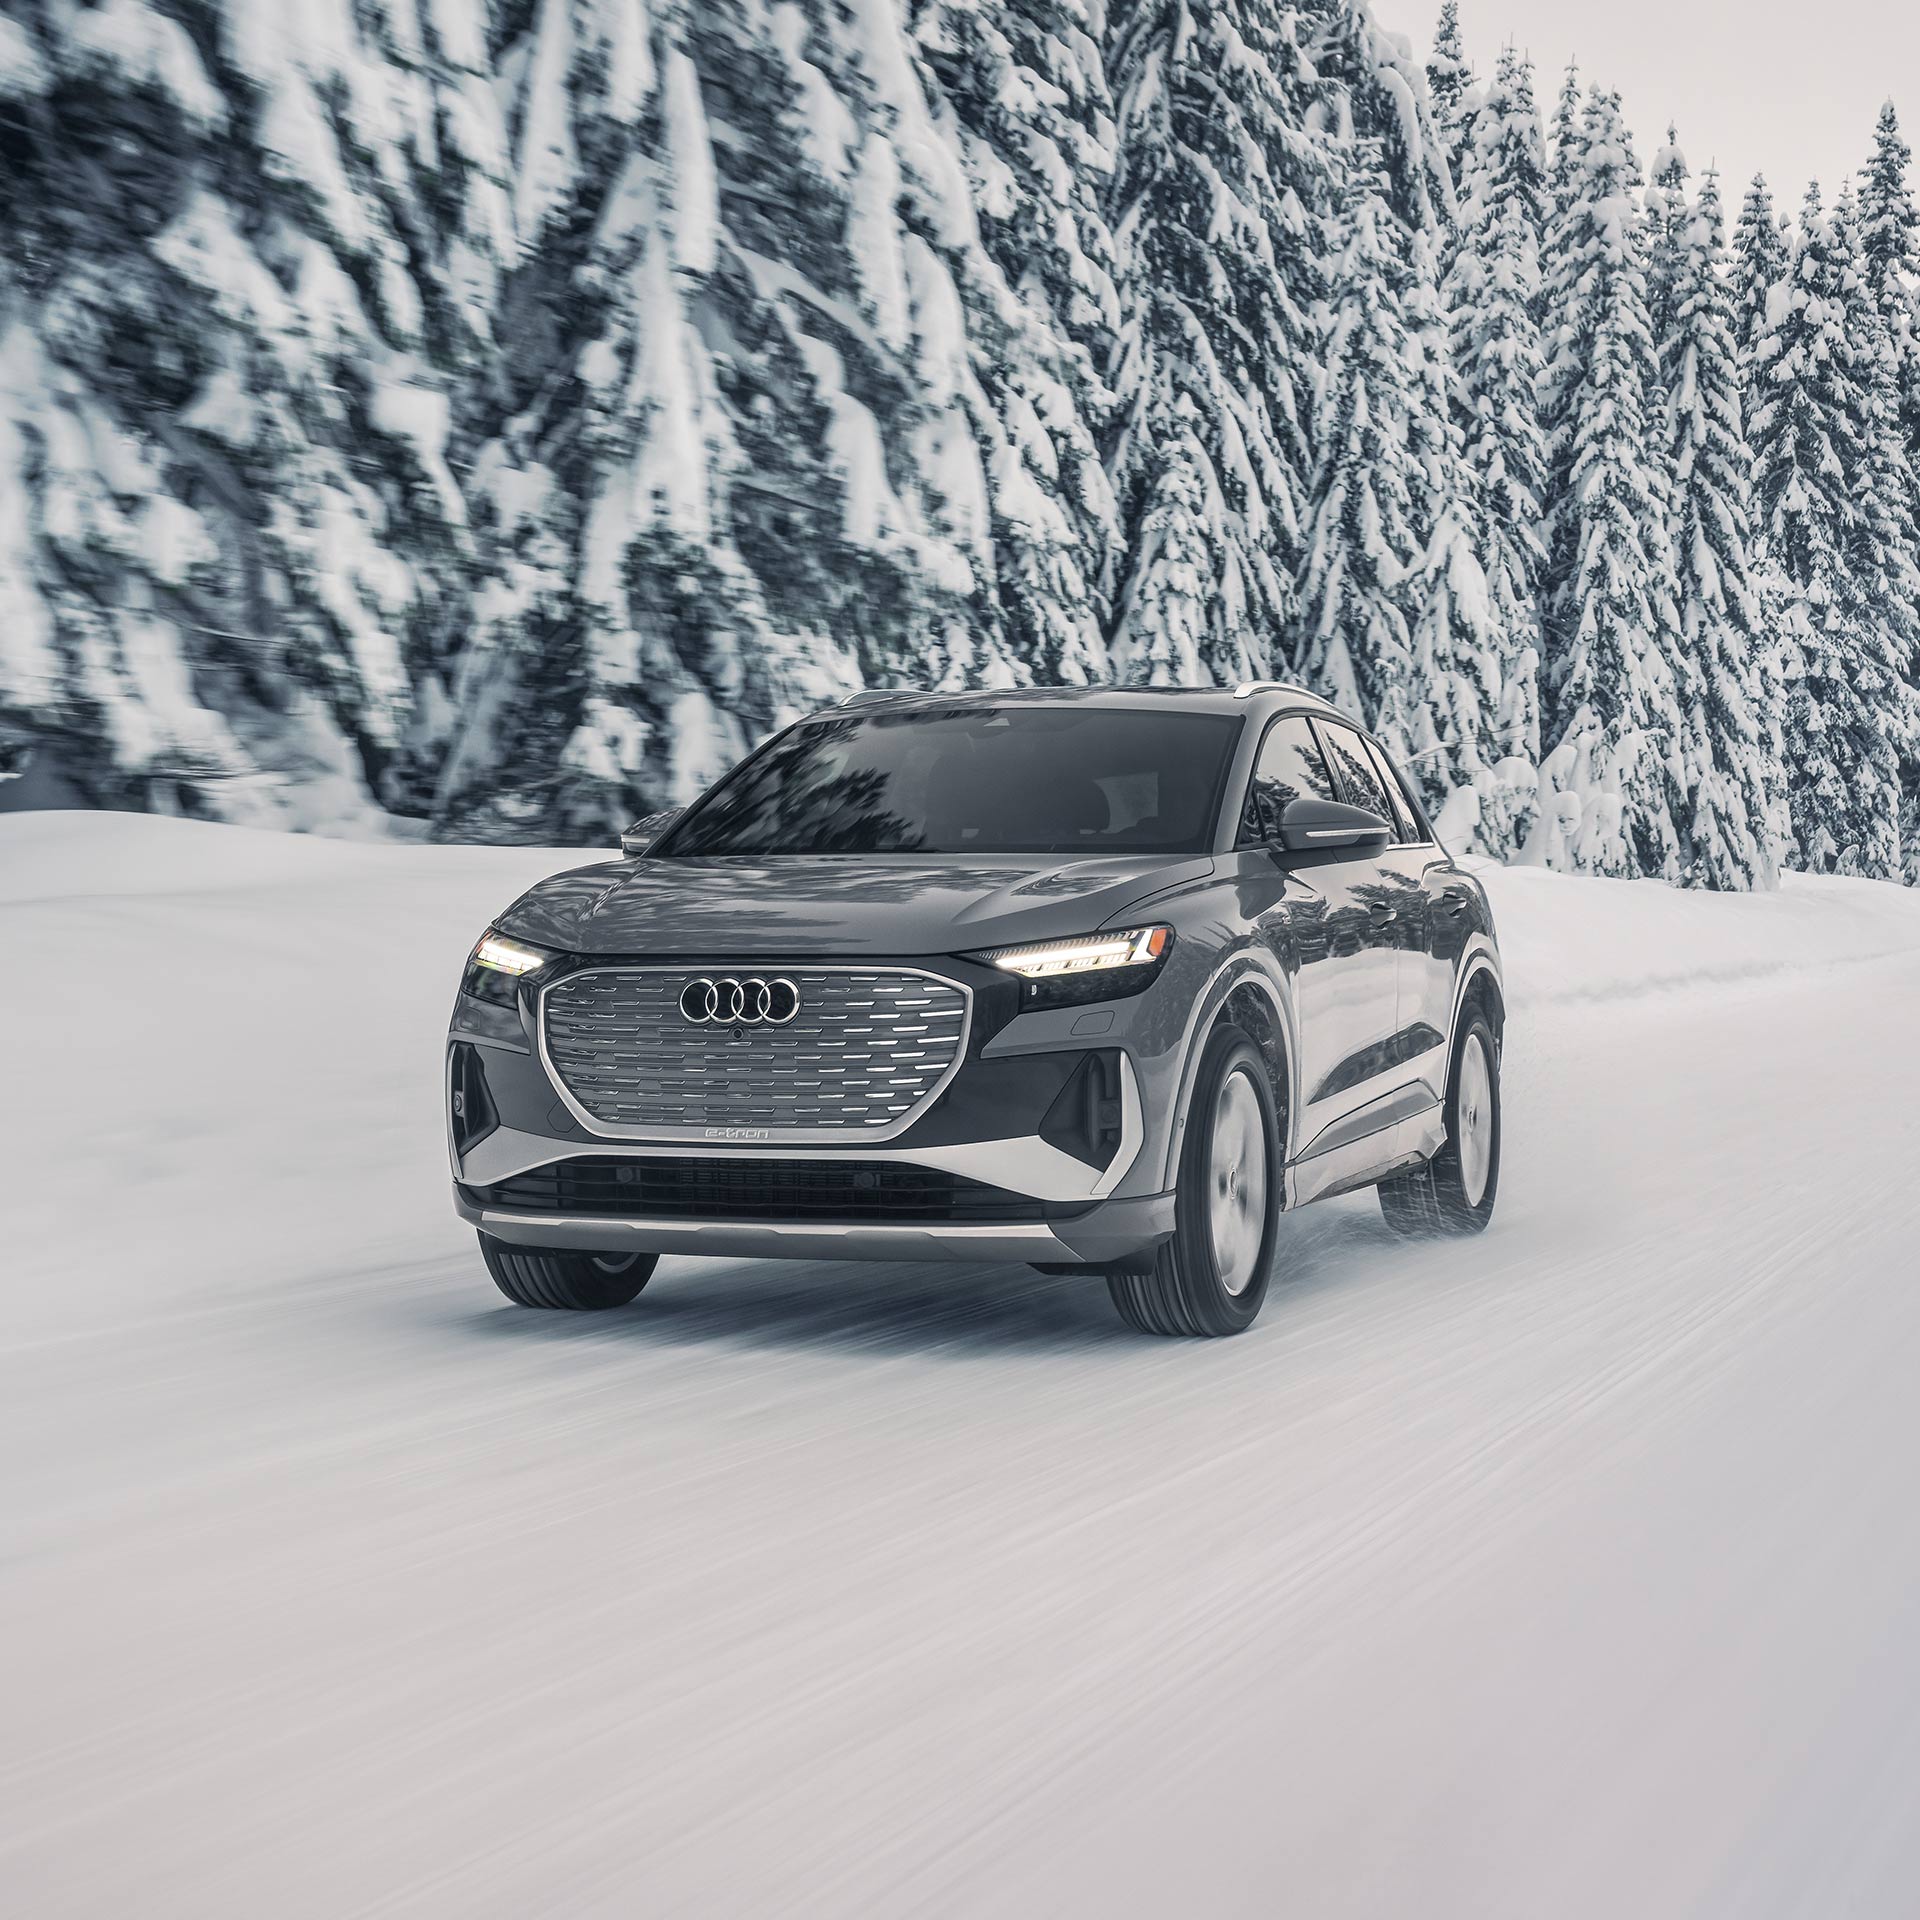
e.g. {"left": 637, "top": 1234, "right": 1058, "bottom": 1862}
{"left": 1855, "top": 100, "right": 1920, "bottom": 878}
{"left": 911, "top": 0, "right": 1124, "bottom": 686}
{"left": 1834, "top": 184, "right": 1920, "bottom": 644}
{"left": 1534, "top": 87, "right": 1685, "bottom": 877}
{"left": 1749, "top": 183, "right": 1908, "bottom": 879}
{"left": 1858, "top": 100, "right": 1920, "bottom": 463}
{"left": 0, "top": 0, "right": 508, "bottom": 828}
{"left": 1732, "top": 174, "right": 1789, "bottom": 370}
{"left": 441, "top": 0, "right": 1042, "bottom": 839}
{"left": 1302, "top": 0, "right": 1452, "bottom": 232}
{"left": 1643, "top": 128, "right": 1691, "bottom": 348}
{"left": 1728, "top": 169, "right": 1801, "bottom": 866}
{"left": 1656, "top": 168, "right": 1781, "bottom": 888}
{"left": 1439, "top": 42, "right": 1549, "bottom": 854}
{"left": 1834, "top": 183, "right": 1920, "bottom": 879}
{"left": 1295, "top": 143, "right": 1425, "bottom": 734}
{"left": 1401, "top": 214, "right": 1522, "bottom": 849}
{"left": 1546, "top": 63, "right": 1584, "bottom": 232}
{"left": 1423, "top": 0, "right": 1474, "bottom": 204}
{"left": 1102, "top": 0, "right": 1330, "bottom": 683}
{"left": 1286, "top": 22, "right": 1507, "bottom": 840}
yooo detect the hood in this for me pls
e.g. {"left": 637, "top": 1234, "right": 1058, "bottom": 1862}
{"left": 497, "top": 852, "right": 1214, "bottom": 959}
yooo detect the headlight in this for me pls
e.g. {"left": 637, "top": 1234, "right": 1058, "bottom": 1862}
{"left": 472, "top": 932, "right": 550, "bottom": 976}
{"left": 986, "top": 926, "right": 1171, "bottom": 978}
{"left": 976, "top": 926, "right": 1174, "bottom": 1010}
{"left": 461, "top": 930, "right": 556, "bottom": 1009}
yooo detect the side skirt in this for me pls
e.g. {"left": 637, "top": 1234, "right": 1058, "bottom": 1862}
{"left": 1286, "top": 1090, "right": 1444, "bottom": 1209}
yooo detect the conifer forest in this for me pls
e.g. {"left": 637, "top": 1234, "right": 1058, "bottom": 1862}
{"left": 2, "top": 0, "right": 1917, "bottom": 889}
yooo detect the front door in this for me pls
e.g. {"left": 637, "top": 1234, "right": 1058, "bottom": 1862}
{"left": 1358, "top": 730, "right": 1457, "bottom": 1104}
{"left": 1232, "top": 714, "right": 1404, "bottom": 1156}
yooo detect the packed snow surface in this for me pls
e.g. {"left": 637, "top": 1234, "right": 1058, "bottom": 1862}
{"left": 7, "top": 812, "right": 1920, "bottom": 1914}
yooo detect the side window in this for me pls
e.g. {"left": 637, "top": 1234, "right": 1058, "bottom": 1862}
{"left": 1361, "top": 737, "right": 1425, "bottom": 843}
{"left": 1237, "top": 716, "right": 1339, "bottom": 846}
{"left": 1316, "top": 723, "right": 1397, "bottom": 827}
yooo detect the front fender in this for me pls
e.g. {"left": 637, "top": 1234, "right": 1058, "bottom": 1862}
{"left": 1153, "top": 945, "right": 1300, "bottom": 1190}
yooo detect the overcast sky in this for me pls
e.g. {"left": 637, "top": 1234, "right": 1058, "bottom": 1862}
{"left": 1395, "top": 0, "right": 1920, "bottom": 210}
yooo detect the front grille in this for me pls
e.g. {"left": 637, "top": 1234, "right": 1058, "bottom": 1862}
{"left": 541, "top": 967, "right": 969, "bottom": 1135}
{"left": 465, "top": 1157, "right": 1075, "bottom": 1224}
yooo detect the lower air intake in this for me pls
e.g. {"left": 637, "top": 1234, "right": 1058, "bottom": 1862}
{"left": 464, "top": 1157, "right": 1081, "bottom": 1224}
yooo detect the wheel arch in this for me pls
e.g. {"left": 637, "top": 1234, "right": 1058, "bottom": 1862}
{"left": 1451, "top": 944, "right": 1506, "bottom": 1055}
{"left": 1157, "top": 957, "right": 1298, "bottom": 1187}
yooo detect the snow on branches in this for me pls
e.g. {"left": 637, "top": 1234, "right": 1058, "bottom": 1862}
{"left": 0, "top": 1, "right": 1912, "bottom": 888}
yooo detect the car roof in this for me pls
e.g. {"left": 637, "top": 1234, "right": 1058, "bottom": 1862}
{"left": 824, "top": 681, "right": 1344, "bottom": 721}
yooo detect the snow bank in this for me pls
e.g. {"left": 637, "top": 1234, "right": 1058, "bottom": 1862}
{"left": 7, "top": 813, "right": 1919, "bottom": 1338}
{"left": 1465, "top": 857, "right": 1920, "bottom": 1007}
{"left": 5, "top": 814, "right": 578, "bottom": 1335}
{"left": 0, "top": 808, "right": 530, "bottom": 906}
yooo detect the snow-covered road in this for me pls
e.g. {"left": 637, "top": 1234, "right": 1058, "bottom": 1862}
{"left": 6, "top": 816, "right": 1920, "bottom": 1917}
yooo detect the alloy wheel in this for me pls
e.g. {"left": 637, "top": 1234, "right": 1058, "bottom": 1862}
{"left": 1457, "top": 1032, "right": 1494, "bottom": 1209}
{"left": 1207, "top": 1067, "right": 1269, "bottom": 1297}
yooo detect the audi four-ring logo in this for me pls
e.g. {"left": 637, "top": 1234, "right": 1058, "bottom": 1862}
{"left": 678, "top": 975, "right": 801, "bottom": 1026}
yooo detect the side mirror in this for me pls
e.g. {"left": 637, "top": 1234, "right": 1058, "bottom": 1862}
{"left": 619, "top": 808, "right": 682, "bottom": 857}
{"left": 1274, "top": 797, "right": 1392, "bottom": 856}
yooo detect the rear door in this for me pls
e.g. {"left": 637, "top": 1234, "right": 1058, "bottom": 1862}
{"left": 1361, "top": 733, "right": 1459, "bottom": 1099}
{"left": 1232, "top": 714, "right": 1402, "bottom": 1153}
{"left": 1315, "top": 721, "right": 1453, "bottom": 1109}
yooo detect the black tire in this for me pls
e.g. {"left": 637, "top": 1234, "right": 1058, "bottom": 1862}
{"left": 1378, "top": 1010, "right": 1501, "bottom": 1237}
{"left": 1106, "top": 1027, "right": 1281, "bottom": 1337}
{"left": 479, "top": 1234, "right": 659, "bottom": 1310}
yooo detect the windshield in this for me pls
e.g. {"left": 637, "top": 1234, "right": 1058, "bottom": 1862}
{"left": 659, "top": 706, "right": 1243, "bottom": 858}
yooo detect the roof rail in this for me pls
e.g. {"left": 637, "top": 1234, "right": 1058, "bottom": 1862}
{"left": 837, "top": 688, "right": 906, "bottom": 707}
{"left": 1232, "top": 680, "right": 1292, "bottom": 700}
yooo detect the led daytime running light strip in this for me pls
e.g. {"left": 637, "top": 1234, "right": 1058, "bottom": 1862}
{"left": 473, "top": 932, "right": 549, "bottom": 976}
{"left": 990, "top": 926, "right": 1170, "bottom": 979}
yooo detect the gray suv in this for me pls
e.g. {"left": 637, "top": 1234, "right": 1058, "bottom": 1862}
{"left": 448, "top": 685, "right": 1504, "bottom": 1337}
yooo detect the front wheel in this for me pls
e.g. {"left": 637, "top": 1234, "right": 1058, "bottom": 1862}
{"left": 479, "top": 1235, "right": 659, "bottom": 1310}
{"left": 1378, "top": 1011, "right": 1501, "bottom": 1237}
{"left": 1106, "top": 1027, "right": 1280, "bottom": 1337}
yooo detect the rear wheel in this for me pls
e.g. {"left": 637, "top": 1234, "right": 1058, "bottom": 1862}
{"left": 479, "top": 1235, "right": 658, "bottom": 1311}
{"left": 1378, "top": 1011, "right": 1501, "bottom": 1237}
{"left": 1106, "top": 1028, "right": 1280, "bottom": 1337}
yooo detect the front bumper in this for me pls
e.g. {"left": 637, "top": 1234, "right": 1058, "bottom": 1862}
{"left": 449, "top": 946, "right": 1191, "bottom": 1267}
{"left": 453, "top": 1183, "right": 1176, "bottom": 1267}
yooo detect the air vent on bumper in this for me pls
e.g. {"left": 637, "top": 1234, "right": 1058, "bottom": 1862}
{"left": 448, "top": 1043, "right": 499, "bottom": 1156}
{"left": 1038, "top": 1051, "right": 1126, "bottom": 1170}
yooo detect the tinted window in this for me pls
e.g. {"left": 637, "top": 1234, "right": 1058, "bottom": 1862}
{"left": 1362, "top": 736, "right": 1423, "bottom": 842}
{"left": 1238, "top": 716, "right": 1339, "bottom": 845}
{"left": 661, "top": 707, "right": 1243, "bottom": 857}
{"left": 1317, "top": 723, "right": 1397, "bottom": 825}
